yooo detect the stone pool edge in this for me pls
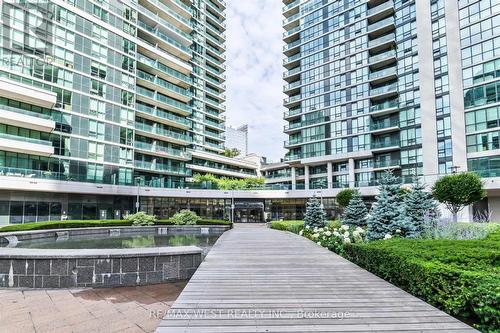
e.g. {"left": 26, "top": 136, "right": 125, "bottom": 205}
{"left": 0, "top": 225, "right": 230, "bottom": 289}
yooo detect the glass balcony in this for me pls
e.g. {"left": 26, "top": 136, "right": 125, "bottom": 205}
{"left": 283, "top": 66, "right": 301, "bottom": 78}
{"left": 369, "top": 50, "right": 396, "bottom": 64}
{"left": 283, "top": 25, "right": 301, "bottom": 38}
{"left": 135, "top": 122, "right": 192, "bottom": 143}
{"left": 284, "top": 53, "right": 301, "bottom": 65}
{"left": 0, "top": 133, "right": 51, "bottom": 146}
{"left": 148, "top": 0, "right": 192, "bottom": 28}
{"left": 136, "top": 103, "right": 190, "bottom": 127}
{"left": 367, "top": 16, "right": 395, "bottom": 33}
{"left": 283, "top": 0, "right": 300, "bottom": 12}
{"left": 137, "top": 54, "right": 192, "bottom": 86}
{"left": 134, "top": 160, "right": 188, "bottom": 175}
{"left": 373, "top": 159, "right": 401, "bottom": 168}
{"left": 137, "top": 70, "right": 191, "bottom": 98}
{"left": 136, "top": 86, "right": 191, "bottom": 114}
{"left": 369, "top": 67, "right": 397, "bottom": 81}
{"left": 370, "top": 82, "right": 398, "bottom": 96}
{"left": 370, "top": 99, "right": 399, "bottom": 112}
{"left": 367, "top": 0, "right": 395, "bottom": 16}
{"left": 368, "top": 33, "right": 396, "bottom": 48}
{"left": 283, "top": 107, "right": 302, "bottom": 118}
{"left": 134, "top": 141, "right": 190, "bottom": 159}
{"left": 371, "top": 138, "right": 400, "bottom": 149}
{"left": 283, "top": 39, "right": 301, "bottom": 52}
{"left": 283, "top": 81, "right": 301, "bottom": 92}
{"left": 283, "top": 12, "right": 300, "bottom": 25}
{"left": 137, "top": 5, "right": 190, "bottom": 41}
{"left": 370, "top": 119, "right": 399, "bottom": 131}
{"left": 284, "top": 95, "right": 301, "bottom": 104}
{"left": 138, "top": 21, "right": 192, "bottom": 56}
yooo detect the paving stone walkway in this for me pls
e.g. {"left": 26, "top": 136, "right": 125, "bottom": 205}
{"left": 157, "top": 224, "right": 478, "bottom": 332}
{"left": 0, "top": 282, "right": 185, "bottom": 333}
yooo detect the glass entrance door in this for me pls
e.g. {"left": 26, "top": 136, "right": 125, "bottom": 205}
{"left": 233, "top": 201, "right": 265, "bottom": 223}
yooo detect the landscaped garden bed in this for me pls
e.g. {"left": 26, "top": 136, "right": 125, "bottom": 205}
{"left": 270, "top": 171, "right": 500, "bottom": 332}
{"left": 0, "top": 218, "right": 231, "bottom": 233}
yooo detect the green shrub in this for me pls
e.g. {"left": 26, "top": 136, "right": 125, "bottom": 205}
{"left": 422, "top": 222, "right": 500, "bottom": 240}
{"left": 0, "top": 220, "right": 130, "bottom": 232}
{"left": 344, "top": 232, "right": 500, "bottom": 332}
{"left": 328, "top": 220, "right": 341, "bottom": 229}
{"left": 0, "top": 218, "right": 232, "bottom": 233}
{"left": 125, "top": 212, "right": 157, "bottom": 226}
{"left": 270, "top": 220, "right": 304, "bottom": 234}
{"left": 171, "top": 210, "right": 200, "bottom": 225}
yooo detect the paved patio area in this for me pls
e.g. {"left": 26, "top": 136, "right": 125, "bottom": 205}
{"left": 0, "top": 282, "right": 186, "bottom": 333}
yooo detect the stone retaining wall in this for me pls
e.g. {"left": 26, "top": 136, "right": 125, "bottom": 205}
{"left": 0, "top": 247, "right": 202, "bottom": 288}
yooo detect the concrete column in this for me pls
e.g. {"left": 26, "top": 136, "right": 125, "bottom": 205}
{"left": 348, "top": 158, "right": 355, "bottom": 188}
{"left": 445, "top": 1, "right": 468, "bottom": 172}
{"left": 416, "top": 0, "right": 439, "bottom": 176}
{"left": 327, "top": 162, "right": 333, "bottom": 189}
{"left": 291, "top": 167, "right": 296, "bottom": 190}
{"left": 304, "top": 165, "right": 310, "bottom": 190}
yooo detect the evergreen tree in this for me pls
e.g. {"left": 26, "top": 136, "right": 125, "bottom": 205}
{"left": 341, "top": 191, "right": 368, "bottom": 227}
{"left": 396, "top": 181, "right": 439, "bottom": 238}
{"left": 304, "top": 196, "right": 326, "bottom": 228}
{"left": 367, "top": 171, "right": 403, "bottom": 240}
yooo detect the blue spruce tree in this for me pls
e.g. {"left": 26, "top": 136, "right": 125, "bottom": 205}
{"left": 395, "top": 180, "right": 439, "bottom": 238}
{"left": 341, "top": 191, "right": 368, "bottom": 227}
{"left": 304, "top": 196, "right": 326, "bottom": 228}
{"left": 367, "top": 171, "right": 403, "bottom": 240}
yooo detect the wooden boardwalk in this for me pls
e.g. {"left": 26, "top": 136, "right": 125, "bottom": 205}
{"left": 156, "top": 224, "right": 477, "bottom": 332}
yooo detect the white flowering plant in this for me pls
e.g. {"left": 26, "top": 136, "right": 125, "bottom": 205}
{"left": 300, "top": 224, "right": 366, "bottom": 255}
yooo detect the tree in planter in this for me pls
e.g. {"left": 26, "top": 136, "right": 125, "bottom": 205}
{"left": 304, "top": 196, "right": 326, "bottom": 229}
{"left": 336, "top": 188, "right": 357, "bottom": 209}
{"left": 395, "top": 181, "right": 439, "bottom": 238}
{"left": 341, "top": 191, "right": 368, "bottom": 227}
{"left": 432, "top": 172, "right": 485, "bottom": 223}
{"left": 367, "top": 171, "right": 403, "bottom": 240}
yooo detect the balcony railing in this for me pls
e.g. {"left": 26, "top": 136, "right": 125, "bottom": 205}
{"left": 367, "top": 16, "right": 395, "bottom": 32}
{"left": 137, "top": 70, "right": 191, "bottom": 98}
{"left": 138, "top": 21, "right": 192, "bottom": 56}
{"left": 371, "top": 138, "right": 400, "bottom": 149}
{"left": 367, "top": 0, "right": 394, "bottom": 16}
{"left": 135, "top": 122, "right": 192, "bottom": 143}
{"left": 134, "top": 141, "right": 190, "bottom": 158}
{"left": 137, "top": 54, "right": 192, "bottom": 85}
{"left": 368, "top": 33, "right": 395, "bottom": 48}
{"left": 370, "top": 82, "right": 398, "bottom": 96}
{"left": 136, "top": 86, "right": 191, "bottom": 113}
{"left": 373, "top": 159, "right": 401, "bottom": 168}
{"left": 369, "top": 49, "right": 396, "bottom": 64}
{"left": 136, "top": 103, "right": 191, "bottom": 127}
{"left": 369, "top": 67, "right": 397, "bottom": 80}
{"left": 0, "top": 133, "right": 52, "bottom": 146}
{"left": 370, "top": 99, "right": 399, "bottom": 112}
{"left": 370, "top": 119, "right": 400, "bottom": 131}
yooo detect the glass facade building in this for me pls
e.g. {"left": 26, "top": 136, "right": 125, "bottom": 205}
{"left": 280, "top": 0, "right": 500, "bottom": 190}
{"left": 0, "top": 0, "right": 231, "bottom": 190}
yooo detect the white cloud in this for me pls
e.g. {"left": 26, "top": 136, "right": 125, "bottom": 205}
{"left": 225, "top": 0, "right": 286, "bottom": 161}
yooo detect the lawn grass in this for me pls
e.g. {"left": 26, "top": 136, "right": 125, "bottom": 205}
{"left": 0, "top": 219, "right": 231, "bottom": 232}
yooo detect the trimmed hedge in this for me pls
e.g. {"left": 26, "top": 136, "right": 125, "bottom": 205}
{"left": 271, "top": 220, "right": 341, "bottom": 234}
{"left": 0, "top": 219, "right": 231, "bottom": 232}
{"left": 344, "top": 231, "right": 500, "bottom": 332}
{"left": 270, "top": 221, "right": 304, "bottom": 234}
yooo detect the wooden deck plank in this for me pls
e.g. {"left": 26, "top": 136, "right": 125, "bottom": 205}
{"left": 156, "top": 224, "right": 478, "bottom": 332}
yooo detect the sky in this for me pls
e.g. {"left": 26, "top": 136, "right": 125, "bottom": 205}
{"left": 225, "top": 0, "right": 286, "bottom": 162}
